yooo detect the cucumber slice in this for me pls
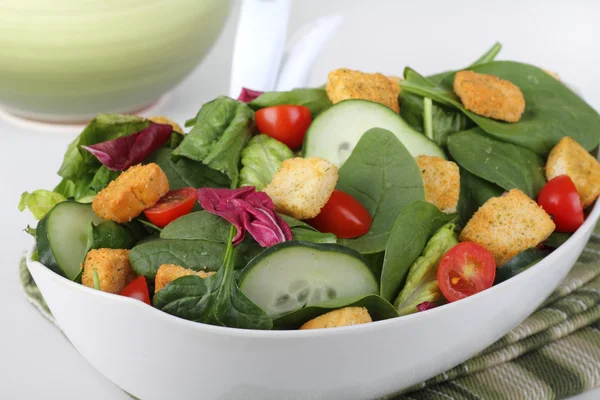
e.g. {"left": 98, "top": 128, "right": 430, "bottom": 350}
{"left": 303, "top": 99, "right": 446, "bottom": 166}
{"left": 36, "top": 201, "right": 102, "bottom": 280}
{"left": 239, "top": 241, "right": 378, "bottom": 319}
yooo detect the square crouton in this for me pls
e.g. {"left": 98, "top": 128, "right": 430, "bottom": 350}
{"left": 82, "top": 249, "right": 136, "bottom": 294}
{"left": 92, "top": 163, "right": 169, "bottom": 223}
{"left": 416, "top": 155, "right": 460, "bottom": 213}
{"left": 300, "top": 307, "right": 372, "bottom": 330}
{"left": 459, "top": 189, "right": 555, "bottom": 266}
{"left": 546, "top": 136, "right": 600, "bottom": 208}
{"left": 326, "top": 68, "right": 401, "bottom": 113}
{"left": 264, "top": 157, "right": 338, "bottom": 220}
{"left": 155, "top": 264, "right": 215, "bottom": 294}
{"left": 454, "top": 70, "right": 526, "bottom": 123}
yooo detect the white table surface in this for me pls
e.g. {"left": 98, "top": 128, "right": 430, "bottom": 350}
{"left": 2, "top": 0, "right": 599, "bottom": 398}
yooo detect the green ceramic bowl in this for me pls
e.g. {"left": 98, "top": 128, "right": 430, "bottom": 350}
{"left": 0, "top": 0, "right": 231, "bottom": 122}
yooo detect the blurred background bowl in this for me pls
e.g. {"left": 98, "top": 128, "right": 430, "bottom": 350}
{"left": 0, "top": 0, "right": 231, "bottom": 122}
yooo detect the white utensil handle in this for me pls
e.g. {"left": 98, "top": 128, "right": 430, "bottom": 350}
{"left": 229, "top": 0, "right": 292, "bottom": 98}
{"left": 275, "top": 15, "right": 343, "bottom": 91}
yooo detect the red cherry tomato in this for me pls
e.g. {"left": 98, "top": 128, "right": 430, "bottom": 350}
{"left": 437, "top": 242, "right": 496, "bottom": 303}
{"left": 144, "top": 187, "right": 196, "bottom": 228}
{"left": 121, "top": 276, "right": 150, "bottom": 305}
{"left": 307, "top": 190, "right": 372, "bottom": 239}
{"left": 537, "top": 175, "right": 584, "bottom": 233}
{"left": 255, "top": 105, "right": 312, "bottom": 149}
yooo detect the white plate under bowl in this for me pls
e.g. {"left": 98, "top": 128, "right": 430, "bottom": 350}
{"left": 26, "top": 185, "right": 600, "bottom": 400}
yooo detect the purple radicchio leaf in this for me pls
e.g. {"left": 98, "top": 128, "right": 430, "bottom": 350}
{"left": 81, "top": 122, "right": 173, "bottom": 171}
{"left": 416, "top": 301, "right": 437, "bottom": 312}
{"left": 236, "top": 87, "right": 263, "bottom": 103}
{"left": 196, "top": 187, "right": 292, "bottom": 247}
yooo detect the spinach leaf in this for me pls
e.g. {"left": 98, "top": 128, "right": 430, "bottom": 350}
{"left": 249, "top": 88, "right": 332, "bottom": 116}
{"left": 239, "top": 134, "right": 294, "bottom": 190}
{"left": 380, "top": 201, "right": 456, "bottom": 302}
{"left": 290, "top": 228, "right": 337, "bottom": 244}
{"left": 172, "top": 96, "right": 255, "bottom": 186}
{"left": 544, "top": 232, "right": 572, "bottom": 249}
{"left": 58, "top": 114, "right": 150, "bottom": 181}
{"left": 399, "top": 68, "right": 473, "bottom": 148}
{"left": 363, "top": 252, "right": 385, "bottom": 284}
{"left": 160, "top": 211, "right": 231, "bottom": 242}
{"left": 278, "top": 214, "right": 337, "bottom": 244}
{"left": 494, "top": 247, "right": 550, "bottom": 284}
{"left": 400, "top": 62, "right": 600, "bottom": 155}
{"left": 448, "top": 128, "right": 546, "bottom": 198}
{"left": 130, "top": 237, "right": 262, "bottom": 279}
{"left": 86, "top": 221, "right": 146, "bottom": 251}
{"left": 394, "top": 222, "right": 458, "bottom": 315}
{"left": 468, "top": 42, "right": 502, "bottom": 67}
{"left": 457, "top": 168, "right": 504, "bottom": 225}
{"left": 337, "top": 128, "right": 425, "bottom": 254}
{"left": 89, "top": 166, "right": 121, "bottom": 192}
{"left": 273, "top": 294, "right": 397, "bottom": 330}
{"left": 153, "top": 227, "right": 273, "bottom": 330}
{"left": 145, "top": 148, "right": 230, "bottom": 190}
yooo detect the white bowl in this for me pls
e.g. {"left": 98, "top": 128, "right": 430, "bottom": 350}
{"left": 26, "top": 193, "right": 600, "bottom": 400}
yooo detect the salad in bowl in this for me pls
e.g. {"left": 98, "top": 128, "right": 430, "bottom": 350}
{"left": 20, "top": 43, "right": 600, "bottom": 399}
{"left": 20, "top": 43, "right": 600, "bottom": 333}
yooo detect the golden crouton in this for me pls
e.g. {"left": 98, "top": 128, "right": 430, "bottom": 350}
{"left": 92, "top": 163, "right": 169, "bottom": 223}
{"left": 264, "top": 157, "right": 338, "bottom": 220}
{"left": 155, "top": 264, "right": 215, "bottom": 293}
{"left": 546, "top": 136, "right": 600, "bottom": 208}
{"left": 326, "top": 68, "right": 401, "bottom": 113}
{"left": 300, "top": 307, "right": 372, "bottom": 330}
{"left": 453, "top": 70, "right": 526, "bottom": 123}
{"left": 459, "top": 189, "right": 555, "bottom": 266}
{"left": 149, "top": 116, "right": 183, "bottom": 133}
{"left": 82, "top": 249, "right": 136, "bottom": 294}
{"left": 416, "top": 155, "right": 460, "bottom": 213}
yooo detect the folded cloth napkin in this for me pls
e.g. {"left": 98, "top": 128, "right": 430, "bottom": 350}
{"left": 19, "top": 226, "right": 600, "bottom": 400}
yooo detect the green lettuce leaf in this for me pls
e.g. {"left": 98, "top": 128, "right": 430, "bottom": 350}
{"left": 172, "top": 96, "right": 255, "bottom": 186}
{"left": 18, "top": 190, "right": 67, "bottom": 220}
{"left": 239, "top": 134, "right": 294, "bottom": 191}
{"left": 394, "top": 222, "right": 458, "bottom": 316}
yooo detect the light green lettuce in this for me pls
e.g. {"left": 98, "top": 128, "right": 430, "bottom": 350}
{"left": 239, "top": 134, "right": 294, "bottom": 191}
{"left": 18, "top": 190, "right": 67, "bottom": 220}
{"left": 394, "top": 222, "right": 458, "bottom": 316}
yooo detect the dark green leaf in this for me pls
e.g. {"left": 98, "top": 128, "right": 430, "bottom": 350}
{"left": 89, "top": 166, "right": 121, "bottom": 192}
{"left": 249, "top": 88, "right": 332, "bottom": 116}
{"left": 494, "top": 247, "right": 549, "bottom": 284}
{"left": 160, "top": 211, "right": 231, "bottom": 242}
{"left": 145, "top": 147, "right": 230, "bottom": 190}
{"left": 544, "top": 232, "right": 572, "bottom": 249}
{"left": 24, "top": 225, "right": 36, "bottom": 237}
{"left": 130, "top": 239, "right": 261, "bottom": 279}
{"left": 153, "top": 227, "right": 272, "bottom": 330}
{"left": 362, "top": 252, "right": 385, "bottom": 284}
{"left": 380, "top": 202, "right": 456, "bottom": 302}
{"left": 457, "top": 168, "right": 504, "bottom": 226}
{"left": 239, "top": 134, "right": 294, "bottom": 191}
{"left": 290, "top": 228, "right": 337, "bottom": 244}
{"left": 448, "top": 128, "right": 546, "bottom": 198}
{"left": 337, "top": 128, "right": 425, "bottom": 254}
{"left": 273, "top": 294, "right": 397, "bottom": 330}
{"left": 172, "top": 96, "right": 255, "bottom": 186}
{"left": 468, "top": 42, "right": 502, "bottom": 67}
{"left": 86, "top": 221, "right": 146, "bottom": 251}
{"left": 400, "top": 62, "right": 600, "bottom": 155}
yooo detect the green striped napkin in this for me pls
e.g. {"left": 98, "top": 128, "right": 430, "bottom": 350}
{"left": 19, "top": 225, "right": 600, "bottom": 400}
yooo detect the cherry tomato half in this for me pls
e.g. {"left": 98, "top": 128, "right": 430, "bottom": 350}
{"left": 437, "top": 242, "right": 496, "bottom": 303}
{"left": 307, "top": 190, "right": 372, "bottom": 239}
{"left": 121, "top": 276, "right": 150, "bottom": 305}
{"left": 144, "top": 187, "right": 196, "bottom": 228}
{"left": 255, "top": 105, "right": 312, "bottom": 149}
{"left": 537, "top": 175, "right": 584, "bottom": 233}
